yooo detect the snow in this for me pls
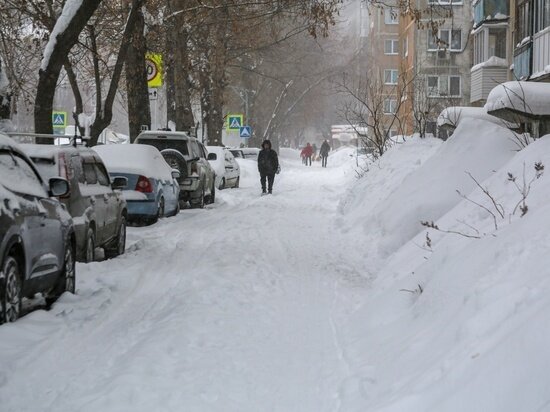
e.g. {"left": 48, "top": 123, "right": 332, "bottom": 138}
{"left": 40, "top": 0, "right": 84, "bottom": 71}
{"left": 437, "top": 106, "right": 516, "bottom": 128}
{"left": 485, "top": 81, "right": 550, "bottom": 116}
{"left": 93, "top": 144, "right": 174, "bottom": 181}
{"left": 2, "top": 122, "right": 550, "bottom": 410}
{"left": 470, "top": 55, "right": 508, "bottom": 72}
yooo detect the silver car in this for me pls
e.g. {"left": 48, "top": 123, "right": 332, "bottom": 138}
{"left": 134, "top": 131, "right": 216, "bottom": 208}
{"left": 23, "top": 145, "right": 128, "bottom": 262}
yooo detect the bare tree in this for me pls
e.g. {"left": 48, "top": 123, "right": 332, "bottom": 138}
{"left": 339, "top": 68, "right": 411, "bottom": 157}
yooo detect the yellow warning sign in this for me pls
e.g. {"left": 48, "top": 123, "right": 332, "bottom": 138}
{"left": 146, "top": 52, "right": 163, "bottom": 88}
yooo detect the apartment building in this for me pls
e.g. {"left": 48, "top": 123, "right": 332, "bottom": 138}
{"left": 512, "top": 0, "right": 550, "bottom": 80}
{"left": 470, "top": 0, "right": 512, "bottom": 105}
{"left": 397, "top": 0, "right": 472, "bottom": 136}
{"left": 365, "top": 3, "right": 403, "bottom": 137}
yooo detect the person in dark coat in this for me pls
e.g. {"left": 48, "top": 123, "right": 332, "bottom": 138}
{"left": 319, "top": 140, "right": 331, "bottom": 167}
{"left": 257, "top": 139, "right": 279, "bottom": 194}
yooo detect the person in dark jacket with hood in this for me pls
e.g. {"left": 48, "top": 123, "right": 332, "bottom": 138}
{"left": 319, "top": 139, "right": 331, "bottom": 167}
{"left": 257, "top": 139, "right": 279, "bottom": 194}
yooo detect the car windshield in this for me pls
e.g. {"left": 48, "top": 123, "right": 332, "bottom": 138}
{"left": 137, "top": 138, "right": 190, "bottom": 156}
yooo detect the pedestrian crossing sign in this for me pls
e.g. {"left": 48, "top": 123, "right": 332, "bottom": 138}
{"left": 227, "top": 114, "right": 243, "bottom": 130}
{"left": 239, "top": 126, "right": 252, "bottom": 138}
{"left": 52, "top": 111, "right": 67, "bottom": 128}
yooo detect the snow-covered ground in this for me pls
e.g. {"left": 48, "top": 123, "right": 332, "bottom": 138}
{"left": 1, "top": 125, "right": 550, "bottom": 411}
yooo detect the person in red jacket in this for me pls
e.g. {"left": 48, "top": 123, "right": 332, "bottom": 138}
{"left": 301, "top": 143, "right": 313, "bottom": 166}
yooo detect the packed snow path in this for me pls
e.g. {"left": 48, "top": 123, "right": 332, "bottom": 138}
{"left": 0, "top": 151, "right": 370, "bottom": 412}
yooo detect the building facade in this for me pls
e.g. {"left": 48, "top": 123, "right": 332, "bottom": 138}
{"left": 397, "top": 0, "right": 473, "bottom": 136}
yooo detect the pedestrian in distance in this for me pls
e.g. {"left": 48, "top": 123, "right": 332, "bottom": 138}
{"left": 320, "top": 139, "right": 331, "bottom": 168}
{"left": 258, "top": 139, "right": 280, "bottom": 195}
{"left": 301, "top": 143, "right": 313, "bottom": 166}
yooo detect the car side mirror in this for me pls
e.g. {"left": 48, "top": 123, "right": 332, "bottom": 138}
{"left": 111, "top": 176, "right": 128, "bottom": 190}
{"left": 171, "top": 169, "right": 181, "bottom": 179}
{"left": 49, "top": 177, "right": 70, "bottom": 197}
{"left": 207, "top": 153, "right": 217, "bottom": 161}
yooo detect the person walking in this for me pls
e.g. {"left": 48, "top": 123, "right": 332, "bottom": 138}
{"left": 258, "top": 139, "right": 279, "bottom": 194}
{"left": 319, "top": 139, "right": 331, "bottom": 168}
{"left": 302, "top": 143, "right": 313, "bottom": 166}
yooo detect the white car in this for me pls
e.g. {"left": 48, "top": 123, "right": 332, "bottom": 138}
{"left": 206, "top": 146, "right": 240, "bottom": 189}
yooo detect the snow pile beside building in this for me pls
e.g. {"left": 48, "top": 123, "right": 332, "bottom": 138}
{"left": 485, "top": 81, "right": 550, "bottom": 116}
{"left": 338, "top": 125, "right": 550, "bottom": 410}
{"left": 344, "top": 119, "right": 518, "bottom": 262}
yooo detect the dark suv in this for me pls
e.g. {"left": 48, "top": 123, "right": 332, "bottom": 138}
{"left": 0, "top": 135, "right": 75, "bottom": 323}
{"left": 22, "top": 144, "right": 128, "bottom": 262}
{"left": 134, "top": 131, "right": 216, "bottom": 208}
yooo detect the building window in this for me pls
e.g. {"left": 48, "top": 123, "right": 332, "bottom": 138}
{"left": 517, "top": 0, "right": 532, "bottom": 41}
{"left": 428, "top": 29, "right": 462, "bottom": 51}
{"left": 449, "top": 76, "right": 461, "bottom": 97}
{"left": 384, "top": 8, "right": 399, "bottom": 24}
{"left": 383, "top": 98, "right": 398, "bottom": 114}
{"left": 488, "top": 28, "right": 507, "bottom": 58}
{"left": 474, "top": 27, "right": 507, "bottom": 65}
{"left": 384, "top": 39, "right": 399, "bottom": 55}
{"left": 384, "top": 69, "right": 399, "bottom": 84}
{"left": 535, "top": 0, "right": 550, "bottom": 32}
{"left": 427, "top": 75, "right": 462, "bottom": 97}
{"left": 427, "top": 76, "right": 440, "bottom": 96}
{"left": 389, "top": 130, "right": 399, "bottom": 138}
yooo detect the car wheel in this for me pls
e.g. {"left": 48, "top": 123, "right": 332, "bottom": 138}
{"left": 190, "top": 187, "right": 205, "bottom": 209}
{"left": 219, "top": 178, "right": 226, "bottom": 190}
{"left": 234, "top": 177, "right": 240, "bottom": 188}
{"left": 2, "top": 255, "right": 22, "bottom": 323}
{"left": 105, "top": 216, "right": 126, "bottom": 259}
{"left": 85, "top": 228, "right": 95, "bottom": 263}
{"left": 46, "top": 240, "right": 76, "bottom": 306}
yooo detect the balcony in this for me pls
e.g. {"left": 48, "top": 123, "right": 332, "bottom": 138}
{"left": 473, "top": 0, "right": 509, "bottom": 27}
{"left": 513, "top": 42, "right": 532, "bottom": 79}
{"left": 532, "top": 27, "right": 550, "bottom": 79}
{"left": 470, "top": 57, "right": 509, "bottom": 103}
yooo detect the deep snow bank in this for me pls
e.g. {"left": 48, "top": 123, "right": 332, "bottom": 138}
{"left": 338, "top": 126, "right": 550, "bottom": 410}
{"left": 344, "top": 119, "right": 519, "bottom": 262}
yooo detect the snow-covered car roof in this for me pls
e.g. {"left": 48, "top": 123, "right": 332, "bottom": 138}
{"left": 93, "top": 144, "right": 174, "bottom": 181}
{"left": 485, "top": 81, "right": 550, "bottom": 120}
{"left": 21, "top": 143, "right": 83, "bottom": 160}
{"left": 0, "top": 133, "right": 24, "bottom": 151}
{"left": 137, "top": 131, "right": 193, "bottom": 140}
{"left": 437, "top": 106, "right": 518, "bottom": 129}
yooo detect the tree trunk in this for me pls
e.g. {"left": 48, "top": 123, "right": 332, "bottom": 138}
{"left": 34, "top": 0, "right": 102, "bottom": 143}
{"left": 87, "top": 0, "right": 146, "bottom": 146}
{"left": 0, "top": 57, "right": 10, "bottom": 120}
{"left": 125, "top": 7, "right": 151, "bottom": 142}
{"left": 173, "top": 24, "right": 195, "bottom": 132}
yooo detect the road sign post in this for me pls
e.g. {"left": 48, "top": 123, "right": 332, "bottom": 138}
{"left": 52, "top": 111, "right": 67, "bottom": 131}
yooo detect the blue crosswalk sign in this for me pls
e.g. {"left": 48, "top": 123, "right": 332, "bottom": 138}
{"left": 239, "top": 126, "right": 252, "bottom": 138}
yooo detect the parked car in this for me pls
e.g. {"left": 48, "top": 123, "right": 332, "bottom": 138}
{"left": 93, "top": 144, "right": 180, "bottom": 224}
{"left": 22, "top": 144, "right": 127, "bottom": 263}
{"left": 0, "top": 135, "right": 75, "bottom": 323}
{"left": 241, "top": 147, "right": 260, "bottom": 160}
{"left": 206, "top": 146, "right": 240, "bottom": 189}
{"left": 134, "top": 131, "right": 216, "bottom": 208}
{"left": 229, "top": 149, "right": 245, "bottom": 159}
